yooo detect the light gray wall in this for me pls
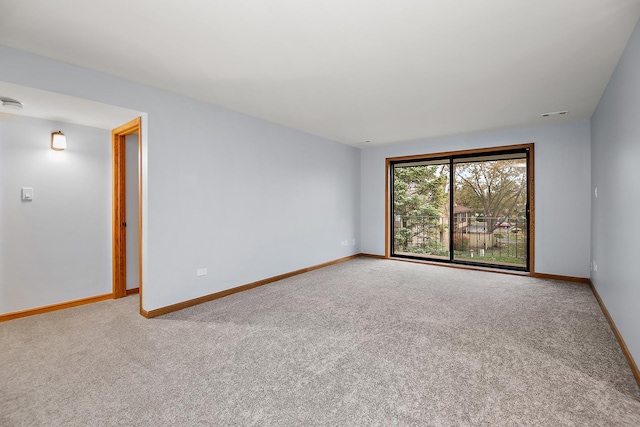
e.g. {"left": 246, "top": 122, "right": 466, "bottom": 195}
{"left": 0, "top": 115, "right": 111, "bottom": 313}
{"left": 125, "top": 134, "right": 139, "bottom": 290}
{"left": 591, "top": 20, "right": 640, "bottom": 363}
{"left": 0, "top": 46, "right": 361, "bottom": 312}
{"left": 361, "top": 121, "right": 591, "bottom": 278}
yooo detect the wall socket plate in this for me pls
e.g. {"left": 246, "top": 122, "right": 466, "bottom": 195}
{"left": 21, "top": 187, "right": 34, "bottom": 201}
{"left": 196, "top": 268, "right": 208, "bottom": 276}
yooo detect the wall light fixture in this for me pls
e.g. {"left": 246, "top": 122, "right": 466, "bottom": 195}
{"left": 51, "top": 131, "right": 66, "bottom": 151}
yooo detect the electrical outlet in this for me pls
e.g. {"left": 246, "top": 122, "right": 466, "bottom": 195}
{"left": 352, "top": 239, "right": 356, "bottom": 246}
{"left": 21, "top": 187, "right": 34, "bottom": 201}
{"left": 196, "top": 268, "right": 208, "bottom": 277}
{"left": 594, "top": 187, "right": 598, "bottom": 198}
{"left": 592, "top": 261, "right": 597, "bottom": 272}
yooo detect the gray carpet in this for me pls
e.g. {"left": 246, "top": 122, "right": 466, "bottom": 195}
{"left": 1, "top": 258, "right": 639, "bottom": 426}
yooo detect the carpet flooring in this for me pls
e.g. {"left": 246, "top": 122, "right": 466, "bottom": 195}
{"left": 1, "top": 258, "right": 639, "bottom": 426}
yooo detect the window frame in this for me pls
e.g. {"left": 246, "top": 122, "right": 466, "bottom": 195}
{"left": 385, "top": 143, "right": 534, "bottom": 272}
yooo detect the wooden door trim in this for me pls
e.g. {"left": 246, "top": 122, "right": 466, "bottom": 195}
{"left": 112, "top": 118, "right": 142, "bottom": 302}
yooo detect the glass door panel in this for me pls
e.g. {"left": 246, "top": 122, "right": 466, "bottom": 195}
{"left": 392, "top": 160, "right": 450, "bottom": 260}
{"left": 453, "top": 155, "right": 528, "bottom": 268}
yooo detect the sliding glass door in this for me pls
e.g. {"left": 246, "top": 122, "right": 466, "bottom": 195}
{"left": 390, "top": 146, "right": 531, "bottom": 271}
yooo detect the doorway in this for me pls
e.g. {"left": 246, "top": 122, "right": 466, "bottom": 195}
{"left": 387, "top": 144, "right": 533, "bottom": 272}
{"left": 112, "top": 118, "right": 142, "bottom": 299}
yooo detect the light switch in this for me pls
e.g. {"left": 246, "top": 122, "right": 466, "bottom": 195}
{"left": 21, "top": 187, "right": 33, "bottom": 201}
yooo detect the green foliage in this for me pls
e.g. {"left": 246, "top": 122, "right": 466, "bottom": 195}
{"left": 405, "top": 246, "right": 449, "bottom": 257}
{"left": 394, "top": 227, "right": 414, "bottom": 250}
{"left": 393, "top": 165, "right": 448, "bottom": 217}
{"left": 393, "top": 165, "right": 449, "bottom": 253}
{"left": 455, "top": 241, "right": 527, "bottom": 265}
{"left": 396, "top": 236, "right": 449, "bottom": 257}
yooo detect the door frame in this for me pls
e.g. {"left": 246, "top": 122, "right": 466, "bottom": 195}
{"left": 112, "top": 118, "right": 142, "bottom": 300}
{"left": 385, "top": 143, "right": 535, "bottom": 273}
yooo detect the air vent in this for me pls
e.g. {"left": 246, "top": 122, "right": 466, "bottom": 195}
{"left": 541, "top": 110, "right": 568, "bottom": 117}
{"left": 0, "top": 96, "right": 23, "bottom": 110}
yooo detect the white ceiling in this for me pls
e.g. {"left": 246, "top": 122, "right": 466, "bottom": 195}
{"left": 1, "top": 0, "right": 639, "bottom": 146}
{"left": 0, "top": 82, "right": 142, "bottom": 130}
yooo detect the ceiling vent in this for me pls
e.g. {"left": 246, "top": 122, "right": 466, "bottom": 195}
{"left": 541, "top": 110, "right": 568, "bottom": 117}
{"left": 0, "top": 96, "right": 24, "bottom": 110}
